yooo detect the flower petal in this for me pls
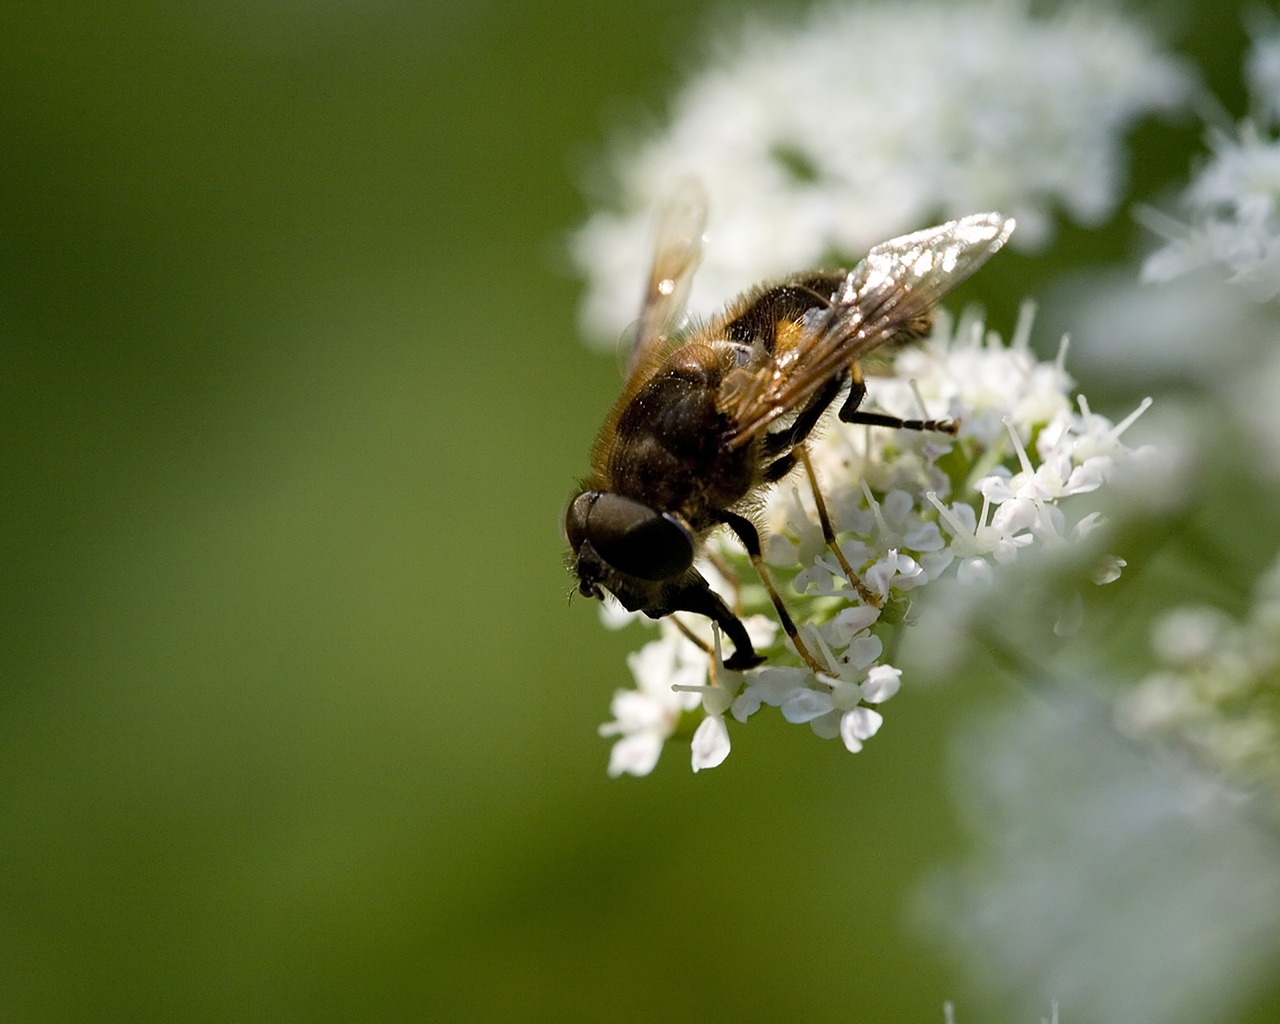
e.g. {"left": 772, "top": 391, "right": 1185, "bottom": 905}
{"left": 691, "top": 716, "right": 731, "bottom": 772}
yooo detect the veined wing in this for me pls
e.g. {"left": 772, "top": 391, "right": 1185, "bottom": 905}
{"left": 626, "top": 179, "right": 709, "bottom": 379}
{"left": 723, "top": 213, "right": 1015, "bottom": 444}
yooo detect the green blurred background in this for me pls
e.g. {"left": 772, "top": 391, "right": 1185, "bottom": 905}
{"left": 2, "top": 2, "right": 1272, "bottom": 1022}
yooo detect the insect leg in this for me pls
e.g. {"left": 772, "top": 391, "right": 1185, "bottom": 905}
{"left": 838, "top": 361, "right": 956, "bottom": 434}
{"left": 841, "top": 408, "right": 958, "bottom": 433}
{"left": 712, "top": 509, "right": 827, "bottom": 674}
{"left": 671, "top": 616, "right": 714, "bottom": 656}
{"left": 661, "top": 572, "right": 764, "bottom": 670}
{"left": 796, "top": 445, "right": 880, "bottom": 607}
{"left": 762, "top": 375, "right": 845, "bottom": 463}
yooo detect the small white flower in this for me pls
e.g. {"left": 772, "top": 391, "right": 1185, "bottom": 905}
{"left": 840, "top": 707, "right": 885, "bottom": 754}
{"left": 848, "top": 486, "right": 948, "bottom": 568}
{"left": 766, "top": 487, "right": 829, "bottom": 568}
{"left": 862, "top": 664, "right": 904, "bottom": 704}
{"left": 1068, "top": 395, "right": 1155, "bottom": 465}
{"left": 822, "top": 605, "right": 882, "bottom": 647}
{"left": 598, "top": 627, "right": 706, "bottom": 778}
{"left": 732, "top": 666, "right": 811, "bottom": 722}
{"left": 928, "top": 490, "right": 1031, "bottom": 579}
{"left": 865, "top": 549, "right": 928, "bottom": 599}
{"left": 781, "top": 688, "right": 835, "bottom": 725}
{"left": 825, "top": 663, "right": 900, "bottom": 750}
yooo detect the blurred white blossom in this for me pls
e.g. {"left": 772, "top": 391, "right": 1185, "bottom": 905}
{"left": 573, "top": 0, "right": 1189, "bottom": 343}
{"left": 918, "top": 692, "right": 1280, "bottom": 1024}
{"left": 1248, "top": 26, "right": 1280, "bottom": 122}
{"left": 1144, "top": 31, "right": 1280, "bottom": 300}
{"left": 1117, "top": 553, "right": 1280, "bottom": 808}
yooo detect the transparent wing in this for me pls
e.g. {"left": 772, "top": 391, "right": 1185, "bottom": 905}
{"left": 723, "top": 213, "right": 1016, "bottom": 443}
{"left": 626, "top": 179, "right": 709, "bottom": 379}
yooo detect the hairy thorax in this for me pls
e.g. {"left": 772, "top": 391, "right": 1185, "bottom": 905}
{"left": 605, "top": 341, "right": 761, "bottom": 525}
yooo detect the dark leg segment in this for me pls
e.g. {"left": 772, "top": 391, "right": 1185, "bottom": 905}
{"left": 838, "top": 363, "right": 956, "bottom": 433}
{"left": 841, "top": 409, "right": 958, "bottom": 433}
{"left": 660, "top": 573, "right": 764, "bottom": 670}
{"left": 712, "top": 509, "right": 826, "bottom": 673}
{"left": 762, "top": 374, "right": 845, "bottom": 461}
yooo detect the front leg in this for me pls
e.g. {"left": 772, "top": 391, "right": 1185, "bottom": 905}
{"left": 712, "top": 510, "right": 826, "bottom": 674}
{"left": 657, "top": 572, "right": 764, "bottom": 670}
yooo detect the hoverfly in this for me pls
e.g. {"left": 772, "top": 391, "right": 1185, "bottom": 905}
{"left": 565, "top": 183, "right": 1014, "bottom": 671}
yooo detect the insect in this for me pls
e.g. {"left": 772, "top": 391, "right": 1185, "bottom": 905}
{"left": 565, "top": 184, "right": 1014, "bottom": 671}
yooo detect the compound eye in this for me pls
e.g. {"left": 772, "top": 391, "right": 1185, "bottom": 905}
{"left": 584, "top": 493, "right": 694, "bottom": 581}
{"left": 563, "top": 492, "right": 596, "bottom": 552}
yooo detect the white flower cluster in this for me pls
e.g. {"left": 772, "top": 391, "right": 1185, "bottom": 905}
{"left": 1117, "top": 554, "right": 1280, "bottom": 804}
{"left": 572, "top": 0, "right": 1189, "bottom": 343}
{"left": 1144, "top": 31, "right": 1280, "bottom": 301}
{"left": 600, "top": 307, "right": 1151, "bottom": 776}
{"left": 923, "top": 690, "right": 1280, "bottom": 1024}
